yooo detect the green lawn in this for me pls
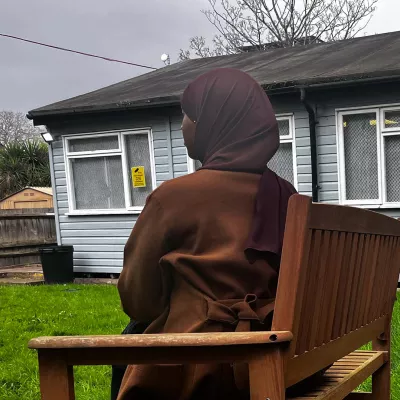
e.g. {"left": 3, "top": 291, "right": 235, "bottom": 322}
{"left": 0, "top": 285, "right": 399, "bottom": 399}
{"left": 0, "top": 284, "right": 129, "bottom": 400}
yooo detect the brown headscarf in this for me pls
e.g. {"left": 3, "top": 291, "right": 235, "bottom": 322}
{"left": 181, "top": 68, "right": 296, "bottom": 260}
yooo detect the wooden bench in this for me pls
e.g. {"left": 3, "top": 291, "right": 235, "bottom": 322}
{"left": 29, "top": 195, "right": 400, "bottom": 399}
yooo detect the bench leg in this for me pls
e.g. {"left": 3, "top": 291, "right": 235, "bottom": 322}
{"left": 371, "top": 363, "right": 390, "bottom": 400}
{"left": 371, "top": 337, "right": 390, "bottom": 400}
{"left": 38, "top": 350, "right": 75, "bottom": 400}
{"left": 249, "top": 347, "right": 285, "bottom": 400}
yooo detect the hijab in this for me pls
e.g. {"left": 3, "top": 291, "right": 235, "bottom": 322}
{"left": 181, "top": 68, "right": 297, "bottom": 261}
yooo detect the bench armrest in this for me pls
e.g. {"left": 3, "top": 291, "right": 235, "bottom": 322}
{"left": 29, "top": 331, "right": 292, "bottom": 366}
{"left": 29, "top": 331, "right": 292, "bottom": 350}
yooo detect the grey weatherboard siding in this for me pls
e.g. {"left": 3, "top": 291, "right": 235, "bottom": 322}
{"left": 50, "top": 110, "right": 175, "bottom": 273}
{"left": 310, "top": 82, "right": 400, "bottom": 220}
{"left": 49, "top": 84, "right": 400, "bottom": 273}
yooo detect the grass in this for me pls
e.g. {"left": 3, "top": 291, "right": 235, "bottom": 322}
{"left": 0, "top": 285, "right": 400, "bottom": 399}
{"left": 357, "top": 292, "right": 400, "bottom": 397}
{"left": 0, "top": 284, "right": 129, "bottom": 400}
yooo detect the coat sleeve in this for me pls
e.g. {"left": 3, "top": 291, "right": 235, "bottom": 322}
{"left": 118, "top": 193, "right": 172, "bottom": 322}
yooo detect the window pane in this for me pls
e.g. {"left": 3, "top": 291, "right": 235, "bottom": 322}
{"left": 268, "top": 143, "right": 294, "bottom": 185}
{"left": 71, "top": 156, "right": 124, "bottom": 210}
{"left": 125, "top": 134, "right": 153, "bottom": 207}
{"left": 195, "top": 160, "right": 202, "bottom": 170}
{"left": 385, "top": 135, "right": 400, "bottom": 202}
{"left": 278, "top": 119, "right": 290, "bottom": 137}
{"left": 343, "top": 113, "right": 379, "bottom": 201}
{"left": 384, "top": 110, "right": 400, "bottom": 129}
{"left": 69, "top": 136, "right": 119, "bottom": 152}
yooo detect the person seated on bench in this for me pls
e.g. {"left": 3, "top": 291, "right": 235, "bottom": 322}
{"left": 116, "top": 68, "right": 297, "bottom": 400}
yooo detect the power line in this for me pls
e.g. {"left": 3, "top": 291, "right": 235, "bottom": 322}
{"left": 0, "top": 33, "right": 158, "bottom": 70}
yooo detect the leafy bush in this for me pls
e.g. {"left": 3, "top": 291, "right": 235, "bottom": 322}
{"left": 0, "top": 140, "right": 51, "bottom": 199}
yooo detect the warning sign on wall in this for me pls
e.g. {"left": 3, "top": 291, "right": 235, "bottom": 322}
{"left": 131, "top": 166, "right": 146, "bottom": 188}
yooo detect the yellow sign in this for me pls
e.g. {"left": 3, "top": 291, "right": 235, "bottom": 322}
{"left": 370, "top": 119, "right": 398, "bottom": 126}
{"left": 131, "top": 166, "right": 146, "bottom": 188}
{"left": 344, "top": 119, "right": 398, "bottom": 128}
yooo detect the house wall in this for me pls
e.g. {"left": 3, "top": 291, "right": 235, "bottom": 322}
{"left": 271, "top": 93, "right": 312, "bottom": 197}
{"left": 170, "top": 94, "right": 313, "bottom": 190}
{"left": 47, "top": 109, "right": 177, "bottom": 273}
{"left": 47, "top": 82, "right": 400, "bottom": 273}
{"left": 170, "top": 116, "right": 190, "bottom": 178}
{"left": 47, "top": 98, "right": 312, "bottom": 273}
{"left": 308, "top": 81, "right": 400, "bottom": 219}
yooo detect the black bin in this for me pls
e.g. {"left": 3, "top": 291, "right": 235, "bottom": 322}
{"left": 39, "top": 245, "right": 74, "bottom": 284}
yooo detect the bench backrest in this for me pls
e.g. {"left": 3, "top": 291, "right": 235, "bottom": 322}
{"left": 272, "top": 195, "right": 400, "bottom": 386}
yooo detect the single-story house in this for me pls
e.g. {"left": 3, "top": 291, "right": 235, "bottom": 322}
{"left": 28, "top": 31, "right": 400, "bottom": 274}
{"left": 0, "top": 187, "right": 53, "bottom": 210}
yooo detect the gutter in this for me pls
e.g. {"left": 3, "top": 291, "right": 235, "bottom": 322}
{"left": 26, "top": 96, "right": 181, "bottom": 123}
{"left": 264, "top": 72, "right": 400, "bottom": 94}
{"left": 300, "top": 88, "right": 319, "bottom": 202}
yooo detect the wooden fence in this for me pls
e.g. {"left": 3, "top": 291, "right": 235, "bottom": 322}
{"left": 0, "top": 208, "right": 54, "bottom": 215}
{"left": 0, "top": 208, "right": 57, "bottom": 267}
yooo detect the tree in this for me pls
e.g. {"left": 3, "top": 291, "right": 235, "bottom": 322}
{"left": 0, "top": 111, "right": 41, "bottom": 146}
{"left": 179, "top": 0, "right": 378, "bottom": 60}
{"left": 0, "top": 140, "right": 51, "bottom": 199}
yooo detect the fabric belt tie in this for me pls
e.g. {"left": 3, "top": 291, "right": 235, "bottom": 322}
{"left": 206, "top": 294, "right": 275, "bottom": 390}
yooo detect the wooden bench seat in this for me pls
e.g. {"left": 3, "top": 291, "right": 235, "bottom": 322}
{"left": 289, "top": 351, "right": 386, "bottom": 399}
{"left": 29, "top": 195, "right": 400, "bottom": 399}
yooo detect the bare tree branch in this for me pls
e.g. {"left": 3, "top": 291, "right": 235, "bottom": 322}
{"left": 180, "top": 0, "right": 379, "bottom": 59}
{"left": 0, "top": 111, "right": 40, "bottom": 146}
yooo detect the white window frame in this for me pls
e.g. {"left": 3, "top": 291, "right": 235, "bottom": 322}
{"left": 187, "top": 154, "right": 195, "bottom": 174}
{"left": 187, "top": 155, "right": 200, "bottom": 174}
{"left": 380, "top": 106, "right": 400, "bottom": 133}
{"left": 186, "top": 114, "right": 298, "bottom": 190}
{"left": 64, "top": 129, "right": 156, "bottom": 215}
{"left": 274, "top": 114, "right": 298, "bottom": 189}
{"left": 337, "top": 106, "right": 400, "bottom": 208}
{"left": 380, "top": 107, "right": 400, "bottom": 208}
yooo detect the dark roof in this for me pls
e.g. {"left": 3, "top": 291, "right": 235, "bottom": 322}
{"left": 29, "top": 31, "right": 400, "bottom": 120}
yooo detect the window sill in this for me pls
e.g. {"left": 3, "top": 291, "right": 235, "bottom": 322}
{"left": 379, "top": 204, "right": 400, "bottom": 209}
{"left": 340, "top": 203, "right": 400, "bottom": 210}
{"left": 65, "top": 209, "right": 143, "bottom": 216}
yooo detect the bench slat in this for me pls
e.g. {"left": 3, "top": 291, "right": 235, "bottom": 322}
{"left": 309, "top": 202, "right": 400, "bottom": 236}
{"left": 290, "top": 351, "right": 384, "bottom": 400}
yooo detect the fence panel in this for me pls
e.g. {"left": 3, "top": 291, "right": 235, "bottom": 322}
{"left": 0, "top": 209, "right": 56, "bottom": 267}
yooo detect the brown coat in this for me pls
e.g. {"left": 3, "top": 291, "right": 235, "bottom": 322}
{"left": 117, "top": 170, "right": 278, "bottom": 400}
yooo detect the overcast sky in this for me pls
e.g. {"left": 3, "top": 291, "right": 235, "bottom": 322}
{"left": 1, "top": 0, "right": 399, "bottom": 113}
